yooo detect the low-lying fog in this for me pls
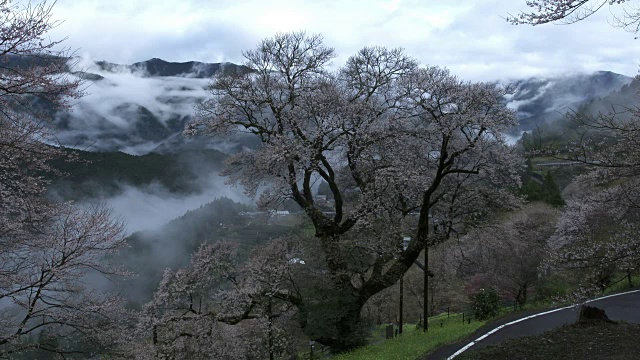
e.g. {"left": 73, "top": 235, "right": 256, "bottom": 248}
{"left": 98, "top": 175, "right": 249, "bottom": 235}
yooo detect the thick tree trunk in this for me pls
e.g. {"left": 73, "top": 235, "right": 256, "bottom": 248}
{"left": 516, "top": 283, "right": 528, "bottom": 307}
{"left": 301, "top": 282, "right": 369, "bottom": 352}
{"left": 303, "top": 211, "right": 430, "bottom": 350}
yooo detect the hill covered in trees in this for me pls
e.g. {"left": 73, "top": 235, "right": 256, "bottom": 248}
{"left": 48, "top": 148, "right": 227, "bottom": 199}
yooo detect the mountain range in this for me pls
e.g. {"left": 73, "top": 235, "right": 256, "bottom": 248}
{"left": 505, "top": 70, "right": 633, "bottom": 134}
{"left": 44, "top": 58, "right": 251, "bottom": 154}
{"left": 44, "top": 57, "right": 636, "bottom": 154}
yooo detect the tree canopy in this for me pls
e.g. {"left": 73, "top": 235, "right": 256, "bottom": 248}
{"left": 186, "top": 31, "right": 521, "bottom": 350}
{"left": 0, "top": 1, "right": 129, "bottom": 356}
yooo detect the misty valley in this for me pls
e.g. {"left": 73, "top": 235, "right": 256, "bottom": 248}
{"left": 5, "top": 2, "right": 640, "bottom": 359}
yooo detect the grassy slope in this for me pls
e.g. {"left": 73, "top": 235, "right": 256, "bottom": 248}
{"left": 332, "top": 275, "right": 640, "bottom": 360}
{"left": 333, "top": 314, "right": 485, "bottom": 360}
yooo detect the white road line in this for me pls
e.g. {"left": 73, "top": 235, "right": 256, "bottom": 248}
{"left": 446, "top": 289, "right": 640, "bottom": 359}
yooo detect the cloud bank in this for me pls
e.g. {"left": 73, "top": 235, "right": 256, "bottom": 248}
{"left": 55, "top": 56, "right": 212, "bottom": 153}
{"left": 48, "top": 0, "right": 640, "bottom": 82}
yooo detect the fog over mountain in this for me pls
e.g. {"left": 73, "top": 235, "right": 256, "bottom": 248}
{"left": 48, "top": 57, "right": 635, "bottom": 155}
{"left": 31, "top": 56, "right": 635, "bottom": 248}
{"left": 53, "top": 57, "right": 252, "bottom": 154}
{"left": 105, "top": 178, "right": 249, "bottom": 235}
{"left": 504, "top": 71, "right": 633, "bottom": 133}
{"left": 37, "top": 57, "right": 636, "bottom": 241}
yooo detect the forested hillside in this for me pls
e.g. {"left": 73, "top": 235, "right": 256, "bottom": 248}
{"left": 48, "top": 148, "right": 226, "bottom": 199}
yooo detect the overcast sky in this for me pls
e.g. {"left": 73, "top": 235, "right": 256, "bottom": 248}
{"left": 46, "top": 0, "right": 640, "bottom": 81}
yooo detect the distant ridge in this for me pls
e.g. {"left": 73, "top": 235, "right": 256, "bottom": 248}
{"left": 506, "top": 70, "right": 633, "bottom": 133}
{"left": 4, "top": 54, "right": 633, "bottom": 154}
{"left": 94, "top": 58, "right": 251, "bottom": 78}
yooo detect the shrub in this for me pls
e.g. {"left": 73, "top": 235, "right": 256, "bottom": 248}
{"left": 472, "top": 288, "right": 500, "bottom": 320}
{"left": 534, "top": 277, "right": 570, "bottom": 302}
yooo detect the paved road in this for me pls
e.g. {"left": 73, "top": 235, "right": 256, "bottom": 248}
{"left": 424, "top": 290, "right": 640, "bottom": 360}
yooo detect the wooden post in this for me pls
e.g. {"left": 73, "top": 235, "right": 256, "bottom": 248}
{"left": 385, "top": 325, "right": 394, "bottom": 339}
{"left": 423, "top": 247, "right": 429, "bottom": 332}
{"left": 309, "top": 341, "right": 315, "bottom": 360}
{"left": 399, "top": 275, "right": 404, "bottom": 335}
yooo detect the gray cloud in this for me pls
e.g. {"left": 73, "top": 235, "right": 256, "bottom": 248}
{"left": 55, "top": 58, "right": 214, "bottom": 152}
{"left": 43, "top": 0, "right": 640, "bottom": 81}
{"left": 71, "top": 59, "right": 210, "bottom": 119}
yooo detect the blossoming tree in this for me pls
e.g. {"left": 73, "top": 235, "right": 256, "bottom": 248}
{"left": 0, "top": 1, "right": 129, "bottom": 356}
{"left": 187, "top": 32, "right": 520, "bottom": 350}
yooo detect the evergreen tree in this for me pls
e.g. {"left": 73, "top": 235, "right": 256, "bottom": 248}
{"left": 520, "top": 171, "right": 564, "bottom": 207}
{"left": 543, "top": 171, "right": 565, "bottom": 207}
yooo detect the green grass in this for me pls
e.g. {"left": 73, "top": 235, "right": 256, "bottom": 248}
{"left": 604, "top": 274, "right": 640, "bottom": 294}
{"left": 333, "top": 275, "right": 640, "bottom": 360}
{"left": 331, "top": 314, "right": 485, "bottom": 360}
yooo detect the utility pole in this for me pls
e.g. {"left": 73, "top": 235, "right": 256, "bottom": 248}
{"left": 403, "top": 237, "right": 432, "bottom": 333}
{"left": 408, "top": 249, "right": 433, "bottom": 332}
{"left": 399, "top": 237, "right": 410, "bottom": 335}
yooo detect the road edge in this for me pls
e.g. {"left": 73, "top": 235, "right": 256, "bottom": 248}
{"left": 445, "top": 289, "right": 640, "bottom": 359}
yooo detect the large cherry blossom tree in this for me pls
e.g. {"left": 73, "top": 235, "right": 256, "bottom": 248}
{"left": 187, "top": 32, "right": 520, "bottom": 350}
